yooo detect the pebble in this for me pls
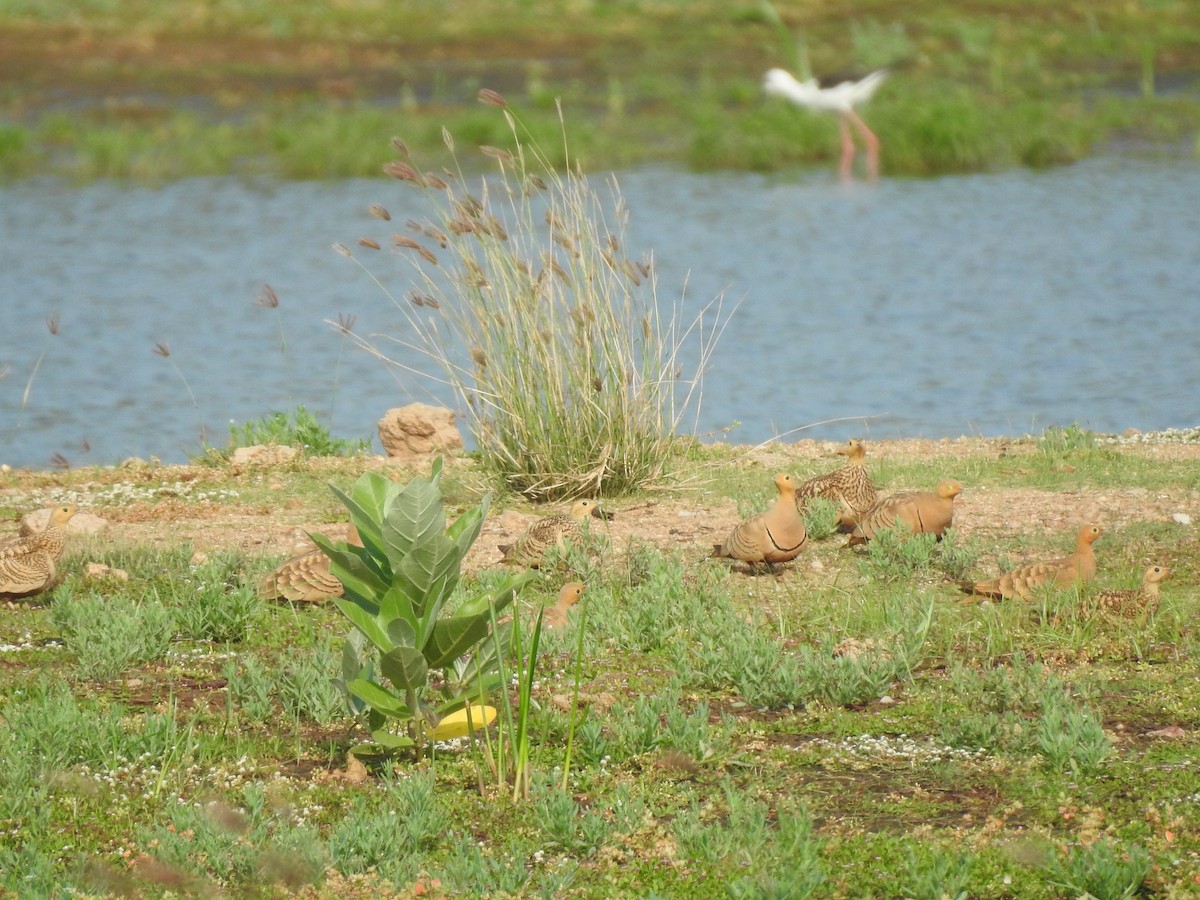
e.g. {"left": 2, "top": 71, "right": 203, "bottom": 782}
{"left": 1103, "top": 426, "right": 1200, "bottom": 446}
{"left": 1172, "top": 513, "right": 1192, "bottom": 526}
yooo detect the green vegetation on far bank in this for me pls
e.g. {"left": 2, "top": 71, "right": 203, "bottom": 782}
{"left": 0, "top": 0, "right": 1197, "bottom": 181}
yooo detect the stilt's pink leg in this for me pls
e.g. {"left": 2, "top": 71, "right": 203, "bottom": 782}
{"left": 838, "top": 116, "right": 855, "bottom": 182}
{"left": 846, "top": 109, "right": 880, "bottom": 180}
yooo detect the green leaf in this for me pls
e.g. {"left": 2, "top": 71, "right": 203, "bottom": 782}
{"left": 333, "top": 598, "right": 392, "bottom": 652}
{"left": 386, "top": 615, "right": 417, "bottom": 649}
{"left": 346, "top": 678, "right": 410, "bottom": 719}
{"left": 378, "top": 583, "right": 419, "bottom": 634}
{"left": 330, "top": 481, "right": 385, "bottom": 551}
{"left": 341, "top": 629, "right": 368, "bottom": 685}
{"left": 394, "top": 535, "right": 462, "bottom": 627}
{"left": 381, "top": 473, "right": 447, "bottom": 567}
{"left": 424, "top": 613, "right": 491, "bottom": 669}
{"left": 381, "top": 646, "right": 429, "bottom": 694}
{"left": 346, "top": 471, "right": 395, "bottom": 521}
{"left": 456, "top": 574, "right": 532, "bottom": 618}
{"left": 311, "top": 535, "right": 388, "bottom": 608}
{"left": 447, "top": 501, "right": 487, "bottom": 558}
{"left": 370, "top": 730, "right": 418, "bottom": 750}
{"left": 355, "top": 733, "right": 415, "bottom": 754}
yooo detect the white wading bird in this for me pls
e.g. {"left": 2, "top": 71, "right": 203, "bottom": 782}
{"left": 763, "top": 67, "right": 889, "bottom": 181}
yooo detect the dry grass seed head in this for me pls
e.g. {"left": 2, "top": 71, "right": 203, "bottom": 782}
{"left": 357, "top": 238, "right": 381, "bottom": 250}
{"left": 478, "top": 88, "right": 507, "bottom": 107}
{"left": 390, "top": 136, "right": 410, "bottom": 155}
{"left": 383, "top": 160, "right": 421, "bottom": 183}
{"left": 480, "top": 145, "right": 513, "bottom": 163}
{"left": 256, "top": 284, "right": 280, "bottom": 308}
{"left": 369, "top": 203, "right": 391, "bottom": 221}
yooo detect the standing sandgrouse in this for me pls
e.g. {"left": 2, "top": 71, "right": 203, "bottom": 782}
{"left": 712, "top": 473, "right": 809, "bottom": 571}
{"left": 846, "top": 480, "right": 961, "bottom": 547}
{"left": 961, "top": 524, "right": 1103, "bottom": 601}
{"left": 1096, "top": 564, "right": 1169, "bottom": 619}
{"left": 0, "top": 503, "right": 78, "bottom": 599}
{"left": 499, "top": 499, "right": 608, "bottom": 568}
{"left": 543, "top": 581, "right": 586, "bottom": 630}
{"left": 794, "top": 438, "right": 878, "bottom": 529}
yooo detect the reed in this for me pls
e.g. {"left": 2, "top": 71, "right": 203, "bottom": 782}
{"left": 152, "top": 341, "right": 207, "bottom": 447}
{"left": 338, "top": 91, "right": 735, "bottom": 500}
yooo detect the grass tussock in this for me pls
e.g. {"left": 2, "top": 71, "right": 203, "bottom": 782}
{"left": 338, "top": 93, "right": 733, "bottom": 500}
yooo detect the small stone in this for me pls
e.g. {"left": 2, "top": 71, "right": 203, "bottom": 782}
{"left": 1147, "top": 725, "right": 1186, "bottom": 739}
{"left": 878, "top": 695, "right": 896, "bottom": 705}
{"left": 1172, "top": 513, "right": 1192, "bottom": 526}
{"left": 84, "top": 562, "right": 129, "bottom": 581}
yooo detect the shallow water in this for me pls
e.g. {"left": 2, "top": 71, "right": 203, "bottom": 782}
{"left": 2, "top": 157, "right": 1198, "bottom": 468}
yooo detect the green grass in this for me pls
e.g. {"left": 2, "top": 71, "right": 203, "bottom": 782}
{"left": 1, "top": 1, "right": 1198, "bottom": 181}
{"left": 0, "top": 434, "right": 1198, "bottom": 896}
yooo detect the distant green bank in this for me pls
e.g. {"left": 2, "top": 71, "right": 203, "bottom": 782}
{"left": 0, "top": 0, "right": 1197, "bottom": 180}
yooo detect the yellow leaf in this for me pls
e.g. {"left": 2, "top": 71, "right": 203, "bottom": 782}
{"left": 427, "top": 704, "right": 497, "bottom": 741}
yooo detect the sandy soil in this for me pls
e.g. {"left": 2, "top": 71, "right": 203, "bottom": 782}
{"left": 8, "top": 436, "right": 1195, "bottom": 578}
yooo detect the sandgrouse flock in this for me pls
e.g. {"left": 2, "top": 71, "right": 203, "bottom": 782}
{"left": 7, "top": 437, "right": 1176, "bottom": 631}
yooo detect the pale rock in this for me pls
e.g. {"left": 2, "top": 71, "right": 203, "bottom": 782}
{"left": 1172, "top": 512, "right": 1192, "bottom": 526}
{"left": 84, "top": 562, "right": 129, "bottom": 581}
{"left": 377, "top": 403, "right": 464, "bottom": 458}
{"left": 229, "top": 444, "right": 299, "bottom": 467}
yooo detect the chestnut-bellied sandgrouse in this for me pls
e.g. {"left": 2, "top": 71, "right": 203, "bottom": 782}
{"left": 500, "top": 499, "right": 608, "bottom": 568}
{"left": 712, "top": 473, "right": 809, "bottom": 571}
{"left": 846, "top": 480, "right": 961, "bottom": 547}
{"left": 961, "top": 524, "right": 1103, "bottom": 601}
{"left": 794, "top": 438, "right": 878, "bottom": 529}
{"left": 1096, "top": 564, "right": 1168, "bottom": 619}
{"left": 0, "top": 504, "right": 78, "bottom": 599}
{"left": 543, "top": 581, "right": 586, "bottom": 630}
